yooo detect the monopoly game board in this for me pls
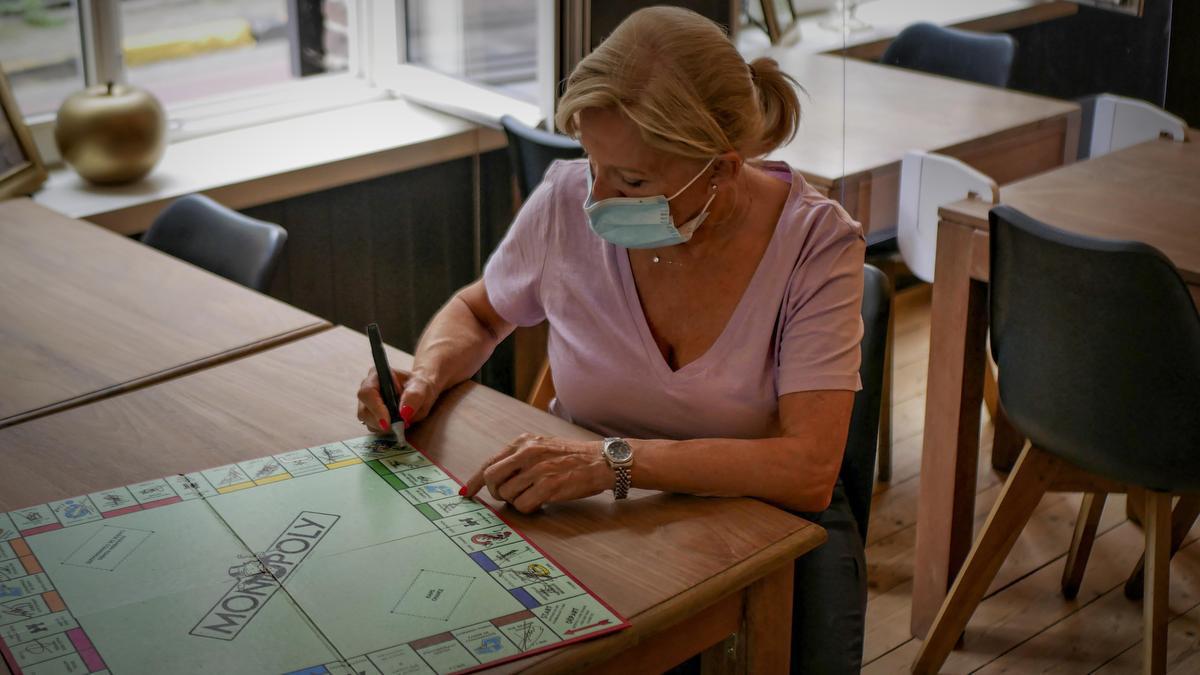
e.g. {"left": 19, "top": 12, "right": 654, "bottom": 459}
{"left": 0, "top": 435, "right": 626, "bottom": 675}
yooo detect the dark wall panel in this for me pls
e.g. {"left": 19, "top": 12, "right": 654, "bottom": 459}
{"left": 478, "top": 149, "right": 517, "bottom": 393}
{"left": 1005, "top": 1, "right": 1172, "bottom": 106}
{"left": 589, "top": 0, "right": 737, "bottom": 45}
{"left": 244, "top": 149, "right": 517, "bottom": 396}
{"left": 1166, "top": 0, "right": 1199, "bottom": 126}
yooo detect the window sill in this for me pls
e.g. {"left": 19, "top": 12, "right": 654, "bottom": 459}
{"left": 33, "top": 97, "right": 508, "bottom": 236}
{"left": 737, "top": 0, "right": 1077, "bottom": 59}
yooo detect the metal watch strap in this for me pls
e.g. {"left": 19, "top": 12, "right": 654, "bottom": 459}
{"left": 602, "top": 437, "right": 633, "bottom": 500}
{"left": 613, "top": 465, "right": 631, "bottom": 500}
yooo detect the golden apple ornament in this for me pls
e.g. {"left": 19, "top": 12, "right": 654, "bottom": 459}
{"left": 55, "top": 82, "right": 166, "bottom": 185}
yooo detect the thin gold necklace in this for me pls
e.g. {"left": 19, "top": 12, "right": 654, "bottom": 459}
{"left": 653, "top": 182, "right": 748, "bottom": 267}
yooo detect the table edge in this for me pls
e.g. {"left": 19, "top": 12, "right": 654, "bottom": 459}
{"left": 514, "top": 522, "right": 827, "bottom": 674}
{"left": 0, "top": 321, "right": 332, "bottom": 430}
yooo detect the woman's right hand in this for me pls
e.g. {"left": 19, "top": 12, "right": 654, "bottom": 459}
{"left": 355, "top": 367, "right": 438, "bottom": 433}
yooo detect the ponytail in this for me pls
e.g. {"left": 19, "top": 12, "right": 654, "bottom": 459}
{"left": 748, "top": 57, "right": 803, "bottom": 157}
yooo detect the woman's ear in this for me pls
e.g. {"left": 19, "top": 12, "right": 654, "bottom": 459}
{"left": 711, "top": 151, "right": 743, "bottom": 188}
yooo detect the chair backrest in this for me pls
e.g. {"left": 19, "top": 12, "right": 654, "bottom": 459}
{"left": 989, "top": 205, "right": 1200, "bottom": 493}
{"left": 142, "top": 194, "right": 288, "bottom": 293}
{"left": 881, "top": 22, "right": 1016, "bottom": 88}
{"left": 1078, "top": 93, "right": 1187, "bottom": 160}
{"left": 897, "top": 151, "right": 998, "bottom": 283}
{"left": 500, "top": 115, "right": 585, "bottom": 201}
{"left": 842, "top": 264, "right": 893, "bottom": 542}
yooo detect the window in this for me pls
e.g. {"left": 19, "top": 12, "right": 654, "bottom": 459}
{"left": 1, "top": 0, "right": 348, "bottom": 121}
{"left": 119, "top": 0, "right": 346, "bottom": 109}
{"left": 6, "top": 0, "right": 546, "bottom": 157}
{"left": 0, "top": 0, "right": 86, "bottom": 117}
{"left": 404, "top": 0, "right": 538, "bottom": 104}
{"left": 366, "top": 0, "right": 545, "bottom": 129}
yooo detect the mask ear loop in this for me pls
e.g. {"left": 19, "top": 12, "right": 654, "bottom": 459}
{"left": 675, "top": 182, "right": 720, "bottom": 239}
{"left": 666, "top": 157, "right": 718, "bottom": 201}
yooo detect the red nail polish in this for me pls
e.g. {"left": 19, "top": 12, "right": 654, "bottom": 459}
{"left": 458, "top": 486, "right": 468, "bottom": 496}
{"left": 379, "top": 418, "right": 390, "bottom": 431}
{"left": 399, "top": 405, "right": 415, "bottom": 427}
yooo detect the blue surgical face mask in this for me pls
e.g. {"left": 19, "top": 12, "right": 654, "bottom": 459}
{"left": 584, "top": 158, "right": 718, "bottom": 249}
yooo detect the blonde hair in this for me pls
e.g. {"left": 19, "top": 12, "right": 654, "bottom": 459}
{"left": 555, "top": 6, "right": 802, "bottom": 160}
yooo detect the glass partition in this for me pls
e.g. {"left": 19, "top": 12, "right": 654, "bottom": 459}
{"left": 0, "top": 0, "right": 84, "bottom": 117}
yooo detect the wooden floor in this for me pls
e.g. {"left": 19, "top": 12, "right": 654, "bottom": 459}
{"left": 863, "top": 286, "right": 1200, "bottom": 674}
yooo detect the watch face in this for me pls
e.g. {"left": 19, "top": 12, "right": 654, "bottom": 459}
{"left": 606, "top": 440, "right": 632, "bottom": 462}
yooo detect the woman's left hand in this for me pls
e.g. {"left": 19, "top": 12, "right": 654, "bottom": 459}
{"left": 462, "top": 434, "right": 610, "bottom": 513}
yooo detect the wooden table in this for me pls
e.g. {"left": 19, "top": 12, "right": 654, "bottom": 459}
{"left": 910, "top": 138, "right": 1200, "bottom": 638}
{"left": 0, "top": 327, "right": 825, "bottom": 674}
{"left": 812, "top": 1, "right": 1076, "bottom": 61}
{"left": 0, "top": 198, "right": 329, "bottom": 428}
{"left": 764, "top": 53, "right": 1080, "bottom": 234}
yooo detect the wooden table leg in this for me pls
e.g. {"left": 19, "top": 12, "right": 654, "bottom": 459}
{"left": 912, "top": 222, "right": 989, "bottom": 639}
{"left": 700, "top": 634, "right": 743, "bottom": 675}
{"left": 744, "top": 563, "right": 794, "bottom": 674}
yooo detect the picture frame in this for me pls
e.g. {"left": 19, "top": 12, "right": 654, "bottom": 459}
{"left": 0, "top": 65, "right": 48, "bottom": 201}
{"left": 761, "top": 0, "right": 797, "bottom": 44}
{"left": 1069, "top": 0, "right": 1145, "bottom": 16}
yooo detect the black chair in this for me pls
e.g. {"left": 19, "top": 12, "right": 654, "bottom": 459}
{"left": 787, "top": 264, "right": 892, "bottom": 674}
{"left": 142, "top": 194, "right": 288, "bottom": 293}
{"left": 913, "top": 206, "right": 1200, "bottom": 674}
{"left": 843, "top": 263, "right": 893, "bottom": 541}
{"left": 499, "top": 115, "right": 585, "bottom": 202}
{"left": 880, "top": 22, "right": 1016, "bottom": 88}
{"left": 868, "top": 23, "right": 1016, "bottom": 258}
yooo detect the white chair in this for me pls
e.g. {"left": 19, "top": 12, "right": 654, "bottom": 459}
{"left": 1085, "top": 93, "right": 1187, "bottom": 159}
{"left": 896, "top": 150, "right": 998, "bottom": 283}
{"left": 873, "top": 152, "right": 999, "bottom": 483}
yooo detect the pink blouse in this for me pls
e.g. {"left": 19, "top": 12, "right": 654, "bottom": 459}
{"left": 483, "top": 160, "right": 864, "bottom": 441}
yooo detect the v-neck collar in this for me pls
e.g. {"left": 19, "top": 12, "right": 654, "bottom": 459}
{"left": 614, "top": 164, "right": 800, "bottom": 382}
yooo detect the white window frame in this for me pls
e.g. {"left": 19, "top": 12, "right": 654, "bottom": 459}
{"left": 25, "top": 0, "right": 384, "bottom": 162}
{"left": 363, "top": 0, "right": 546, "bottom": 130}
{"left": 21, "top": 0, "right": 549, "bottom": 164}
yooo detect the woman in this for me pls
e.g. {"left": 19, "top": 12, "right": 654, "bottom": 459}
{"left": 357, "top": 6, "right": 866, "bottom": 672}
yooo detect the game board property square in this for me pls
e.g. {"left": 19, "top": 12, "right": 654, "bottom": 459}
{"left": 126, "top": 479, "right": 175, "bottom": 505}
{"left": 490, "top": 558, "right": 565, "bottom": 590}
{"left": 451, "top": 621, "right": 521, "bottom": 664}
{"left": 483, "top": 542, "right": 539, "bottom": 568}
{"left": 238, "top": 457, "right": 287, "bottom": 484}
{"left": 391, "top": 570, "right": 476, "bottom": 621}
{"left": 0, "top": 559, "right": 21, "bottom": 581}
{"left": 164, "top": 474, "right": 217, "bottom": 500}
{"left": 62, "top": 526, "right": 153, "bottom": 572}
{"left": 412, "top": 634, "right": 476, "bottom": 673}
{"left": 378, "top": 452, "right": 432, "bottom": 474}
{"left": 9, "top": 505, "right": 55, "bottom": 533}
{"left": 343, "top": 435, "right": 408, "bottom": 460}
{"left": 434, "top": 510, "right": 501, "bottom": 537}
{"left": 396, "top": 465, "right": 448, "bottom": 486}
{"left": 309, "top": 442, "right": 356, "bottom": 466}
{"left": 274, "top": 449, "right": 326, "bottom": 477}
{"left": 497, "top": 617, "right": 559, "bottom": 652}
{"left": 0, "top": 514, "right": 16, "bottom": 542}
{"left": 535, "top": 594, "right": 619, "bottom": 639}
{"left": 201, "top": 464, "right": 253, "bottom": 492}
{"left": 363, "top": 643, "right": 432, "bottom": 674}
{"left": 49, "top": 496, "right": 102, "bottom": 527}
{"left": 0, "top": 594, "right": 50, "bottom": 624}
{"left": 424, "top": 496, "right": 484, "bottom": 519}
{"left": 87, "top": 488, "right": 138, "bottom": 514}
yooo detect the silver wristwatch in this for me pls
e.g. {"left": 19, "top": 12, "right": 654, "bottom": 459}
{"left": 601, "top": 437, "right": 634, "bottom": 500}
